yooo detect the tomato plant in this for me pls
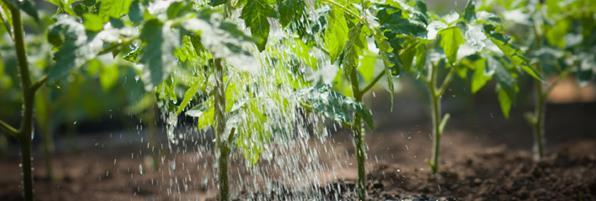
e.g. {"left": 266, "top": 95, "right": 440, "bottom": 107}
{"left": 374, "top": 0, "right": 536, "bottom": 173}
{"left": 478, "top": 0, "right": 595, "bottom": 160}
{"left": 0, "top": 0, "right": 591, "bottom": 200}
{"left": 0, "top": 1, "right": 50, "bottom": 200}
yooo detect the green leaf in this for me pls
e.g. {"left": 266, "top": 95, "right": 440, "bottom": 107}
{"left": 99, "top": 0, "right": 133, "bottom": 19}
{"left": 0, "top": 1, "right": 13, "bottom": 38}
{"left": 93, "top": 60, "right": 119, "bottom": 91}
{"left": 299, "top": 83, "right": 373, "bottom": 128}
{"left": 471, "top": 58, "right": 490, "bottom": 93}
{"left": 438, "top": 26, "right": 465, "bottom": 65}
{"left": 241, "top": 0, "right": 275, "bottom": 51}
{"left": 7, "top": 0, "right": 40, "bottom": 22}
{"left": 140, "top": 19, "right": 165, "bottom": 88}
{"left": 496, "top": 84, "right": 513, "bottom": 118}
{"left": 413, "top": 0, "right": 429, "bottom": 24}
{"left": 521, "top": 65, "right": 541, "bottom": 80}
{"left": 439, "top": 113, "right": 450, "bottom": 134}
{"left": 83, "top": 14, "right": 103, "bottom": 31}
{"left": 376, "top": 4, "right": 427, "bottom": 37}
{"left": 166, "top": 1, "right": 192, "bottom": 19}
{"left": 176, "top": 79, "right": 202, "bottom": 115}
{"left": 546, "top": 20, "right": 569, "bottom": 49}
{"left": 324, "top": 8, "right": 349, "bottom": 62}
{"left": 278, "top": 0, "right": 305, "bottom": 27}
{"left": 209, "top": 0, "right": 226, "bottom": 6}
{"left": 484, "top": 24, "right": 530, "bottom": 69}
{"left": 128, "top": 0, "right": 143, "bottom": 24}
{"left": 463, "top": 0, "right": 476, "bottom": 22}
{"left": 358, "top": 51, "right": 377, "bottom": 82}
{"left": 414, "top": 42, "right": 428, "bottom": 71}
{"left": 385, "top": 59, "right": 396, "bottom": 111}
{"left": 47, "top": 15, "right": 91, "bottom": 82}
{"left": 187, "top": 100, "right": 214, "bottom": 130}
{"left": 399, "top": 41, "right": 418, "bottom": 70}
{"left": 343, "top": 23, "right": 366, "bottom": 70}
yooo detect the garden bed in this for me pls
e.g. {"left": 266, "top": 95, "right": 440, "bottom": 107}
{"left": 1, "top": 137, "right": 594, "bottom": 201}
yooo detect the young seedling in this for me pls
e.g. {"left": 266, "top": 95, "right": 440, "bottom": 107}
{"left": 479, "top": 0, "right": 595, "bottom": 160}
{"left": 376, "top": 0, "right": 533, "bottom": 173}
{"left": 295, "top": 1, "right": 395, "bottom": 199}
{"left": 0, "top": 1, "right": 48, "bottom": 200}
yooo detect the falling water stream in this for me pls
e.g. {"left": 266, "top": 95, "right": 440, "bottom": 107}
{"left": 150, "top": 2, "right": 351, "bottom": 199}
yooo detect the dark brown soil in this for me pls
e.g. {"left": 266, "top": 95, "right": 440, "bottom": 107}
{"left": 321, "top": 143, "right": 596, "bottom": 200}
{"left": 1, "top": 100, "right": 595, "bottom": 200}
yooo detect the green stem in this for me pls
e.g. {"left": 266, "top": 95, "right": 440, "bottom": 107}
{"left": 10, "top": 6, "right": 36, "bottom": 201}
{"left": 19, "top": 136, "right": 33, "bottom": 201}
{"left": 31, "top": 76, "right": 48, "bottom": 92}
{"left": 427, "top": 64, "right": 443, "bottom": 174}
{"left": 347, "top": 61, "right": 366, "bottom": 201}
{"left": 360, "top": 72, "right": 385, "bottom": 94}
{"left": 0, "top": 120, "right": 18, "bottom": 138}
{"left": 213, "top": 59, "right": 229, "bottom": 201}
{"left": 429, "top": 90, "right": 441, "bottom": 174}
{"left": 532, "top": 81, "right": 546, "bottom": 161}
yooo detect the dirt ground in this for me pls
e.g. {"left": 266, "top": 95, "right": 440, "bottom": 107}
{"left": 0, "top": 99, "right": 595, "bottom": 200}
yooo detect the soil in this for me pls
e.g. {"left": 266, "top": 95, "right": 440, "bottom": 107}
{"left": 0, "top": 100, "right": 595, "bottom": 200}
{"left": 320, "top": 144, "right": 596, "bottom": 200}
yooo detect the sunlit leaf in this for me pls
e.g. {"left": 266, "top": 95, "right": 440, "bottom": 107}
{"left": 177, "top": 79, "right": 202, "bottom": 115}
{"left": 99, "top": 0, "right": 132, "bottom": 19}
{"left": 241, "top": 0, "right": 275, "bottom": 51}
{"left": 439, "top": 26, "right": 465, "bottom": 65}
{"left": 0, "top": 1, "right": 13, "bottom": 38}
{"left": 47, "top": 15, "right": 90, "bottom": 82}
{"left": 324, "top": 8, "right": 349, "bottom": 63}
{"left": 278, "top": 0, "right": 305, "bottom": 27}
{"left": 470, "top": 58, "right": 490, "bottom": 93}
{"left": 83, "top": 14, "right": 103, "bottom": 31}
{"left": 496, "top": 83, "right": 515, "bottom": 118}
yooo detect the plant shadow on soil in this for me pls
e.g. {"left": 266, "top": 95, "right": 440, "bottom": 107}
{"left": 0, "top": 97, "right": 595, "bottom": 200}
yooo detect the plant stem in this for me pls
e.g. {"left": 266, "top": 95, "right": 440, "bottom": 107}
{"left": 19, "top": 136, "right": 33, "bottom": 201}
{"left": 532, "top": 81, "right": 546, "bottom": 161}
{"left": 348, "top": 62, "right": 366, "bottom": 201}
{"left": 0, "top": 120, "right": 18, "bottom": 138}
{"left": 10, "top": 6, "right": 36, "bottom": 201}
{"left": 213, "top": 59, "right": 229, "bottom": 201}
{"left": 429, "top": 89, "right": 441, "bottom": 174}
{"left": 361, "top": 72, "right": 385, "bottom": 94}
{"left": 426, "top": 64, "right": 443, "bottom": 174}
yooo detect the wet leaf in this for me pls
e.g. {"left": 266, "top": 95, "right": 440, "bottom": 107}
{"left": 241, "top": 0, "right": 275, "bottom": 51}
{"left": 464, "top": 0, "right": 476, "bottom": 22}
{"left": 324, "top": 8, "right": 349, "bottom": 62}
{"left": 99, "top": 0, "right": 132, "bottom": 19}
{"left": 439, "top": 26, "right": 465, "bottom": 65}
{"left": 278, "top": 0, "right": 305, "bottom": 27}
{"left": 139, "top": 19, "right": 165, "bottom": 88}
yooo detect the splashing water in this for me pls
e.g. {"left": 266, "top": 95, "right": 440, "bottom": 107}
{"left": 153, "top": 6, "right": 346, "bottom": 200}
